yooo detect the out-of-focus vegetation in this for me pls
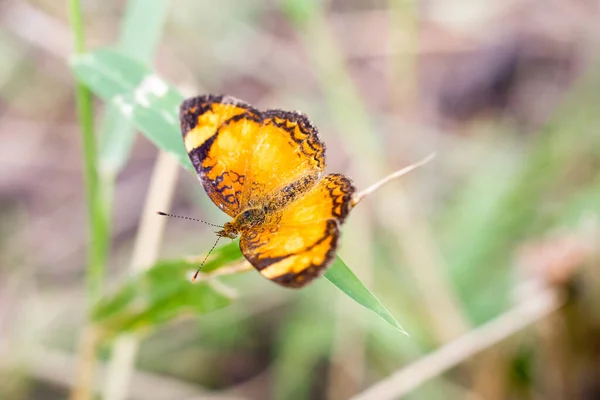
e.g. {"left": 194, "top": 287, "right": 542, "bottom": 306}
{"left": 1, "top": 1, "right": 600, "bottom": 399}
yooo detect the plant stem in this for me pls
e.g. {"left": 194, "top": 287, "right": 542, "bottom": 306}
{"left": 103, "top": 152, "right": 180, "bottom": 400}
{"left": 69, "top": 326, "right": 101, "bottom": 400}
{"left": 352, "top": 153, "right": 436, "bottom": 207}
{"left": 69, "top": 0, "right": 108, "bottom": 308}
{"left": 68, "top": 1, "right": 108, "bottom": 399}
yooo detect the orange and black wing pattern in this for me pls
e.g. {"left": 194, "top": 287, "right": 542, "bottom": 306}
{"left": 180, "top": 95, "right": 326, "bottom": 217}
{"left": 181, "top": 94, "right": 356, "bottom": 288}
{"left": 180, "top": 95, "right": 258, "bottom": 217}
{"left": 241, "top": 109, "right": 325, "bottom": 210}
{"left": 240, "top": 174, "right": 355, "bottom": 288}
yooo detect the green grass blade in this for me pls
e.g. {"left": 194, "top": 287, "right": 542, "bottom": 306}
{"left": 68, "top": 0, "right": 108, "bottom": 307}
{"left": 325, "top": 256, "right": 407, "bottom": 334}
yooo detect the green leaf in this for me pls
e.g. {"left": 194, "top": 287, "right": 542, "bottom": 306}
{"left": 93, "top": 241, "right": 243, "bottom": 337}
{"left": 70, "top": 49, "right": 191, "bottom": 169}
{"left": 325, "top": 256, "right": 407, "bottom": 334}
{"left": 73, "top": 48, "right": 407, "bottom": 335}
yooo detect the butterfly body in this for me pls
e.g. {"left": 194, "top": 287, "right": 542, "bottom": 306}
{"left": 180, "top": 95, "right": 355, "bottom": 288}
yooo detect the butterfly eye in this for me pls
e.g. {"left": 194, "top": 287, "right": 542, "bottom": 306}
{"left": 243, "top": 210, "right": 251, "bottom": 219}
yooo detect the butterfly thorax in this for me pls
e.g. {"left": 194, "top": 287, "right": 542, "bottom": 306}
{"left": 217, "top": 207, "right": 267, "bottom": 239}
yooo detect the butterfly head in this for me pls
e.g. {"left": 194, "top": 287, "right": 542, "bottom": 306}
{"left": 216, "top": 226, "right": 238, "bottom": 239}
{"left": 217, "top": 207, "right": 267, "bottom": 239}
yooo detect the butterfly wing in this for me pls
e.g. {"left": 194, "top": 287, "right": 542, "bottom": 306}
{"left": 240, "top": 174, "right": 355, "bottom": 288}
{"left": 180, "top": 96, "right": 326, "bottom": 217}
{"left": 240, "top": 109, "right": 326, "bottom": 210}
{"left": 181, "top": 95, "right": 258, "bottom": 216}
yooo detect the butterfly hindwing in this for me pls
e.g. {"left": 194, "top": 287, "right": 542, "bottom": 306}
{"left": 240, "top": 174, "right": 355, "bottom": 288}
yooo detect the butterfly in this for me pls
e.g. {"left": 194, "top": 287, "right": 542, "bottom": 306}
{"left": 179, "top": 94, "right": 356, "bottom": 288}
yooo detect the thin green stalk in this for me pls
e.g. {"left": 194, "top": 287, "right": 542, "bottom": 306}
{"left": 69, "top": 1, "right": 108, "bottom": 399}
{"left": 69, "top": 0, "right": 108, "bottom": 308}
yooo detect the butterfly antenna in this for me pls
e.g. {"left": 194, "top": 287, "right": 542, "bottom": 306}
{"left": 192, "top": 236, "right": 221, "bottom": 282}
{"left": 156, "top": 211, "right": 223, "bottom": 228}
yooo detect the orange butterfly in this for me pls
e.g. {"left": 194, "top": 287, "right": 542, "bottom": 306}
{"left": 179, "top": 95, "right": 355, "bottom": 288}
